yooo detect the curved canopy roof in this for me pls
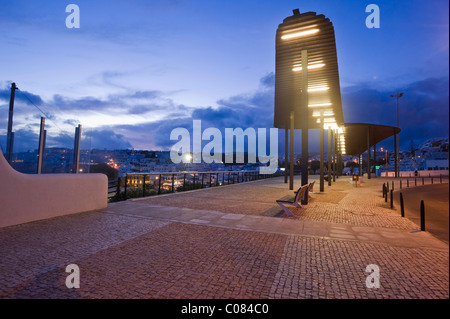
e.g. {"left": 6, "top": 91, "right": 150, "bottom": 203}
{"left": 342, "top": 123, "right": 401, "bottom": 155}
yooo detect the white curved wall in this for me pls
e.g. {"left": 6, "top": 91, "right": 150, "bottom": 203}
{"left": 0, "top": 149, "right": 108, "bottom": 228}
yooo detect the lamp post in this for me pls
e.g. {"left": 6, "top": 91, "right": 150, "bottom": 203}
{"left": 390, "top": 92, "right": 403, "bottom": 177}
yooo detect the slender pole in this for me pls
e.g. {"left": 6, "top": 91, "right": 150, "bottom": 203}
{"left": 73, "top": 124, "right": 82, "bottom": 174}
{"left": 394, "top": 130, "right": 398, "bottom": 178}
{"left": 396, "top": 96, "right": 400, "bottom": 178}
{"left": 320, "top": 117, "right": 324, "bottom": 192}
{"left": 301, "top": 49, "right": 309, "bottom": 188}
{"left": 333, "top": 130, "right": 336, "bottom": 182}
{"left": 37, "top": 117, "right": 45, "bottom": 174}
{"left": 373, "top": 143, "right": 377, "bottom": 177}
{"left": 6, "top": 82, "right": 17, "bottom": 164}
{"left": 285, "top": 127, "right": 288, "bottom": 183}
{"left": 289, "top": 111, "right": 294, "bottom": 190}
{"left": 327, "top": 129, "right": 331, "bottom": 186}
{"left": 367, "top": 127, "right": 371, "bottom": 179}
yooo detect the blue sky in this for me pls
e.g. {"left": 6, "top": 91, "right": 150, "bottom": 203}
{"left": 0, "top": 0, "right": 448, "bottom": 154}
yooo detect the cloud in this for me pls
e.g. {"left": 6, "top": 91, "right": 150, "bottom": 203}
{"left": 2, "top": 75, "right": 447, "bottom": 155}
{"left": 342, "top": 77, "right": 449, "bottom": 148}
{"left": 83, "top": 129, "right": 133, "bottom": 150}
{"left": 0, "top": 84, "right": 44, "bottom": 106}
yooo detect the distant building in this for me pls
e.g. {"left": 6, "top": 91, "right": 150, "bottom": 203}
{"left": 425, "top": 159, "right": 449, "bottom": 171}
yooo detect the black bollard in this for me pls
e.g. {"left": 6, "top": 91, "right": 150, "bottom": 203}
{"left": 392, "top": 181, "right": 394, "bottom": 191}
{"left": 390, "top": 189, "right": 393, "bottom": 209}
{"left": 420, "top": 200, "right": 425, "bottom": 231}
{"left": 400, "top": 192, "right": 405, "bottom": 217}
{"left": 407, "top": 179, "right": 409, "bottom": 188}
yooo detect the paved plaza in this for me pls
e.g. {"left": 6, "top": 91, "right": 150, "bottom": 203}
{"left": 0, "top": 175, "right": 448, "bottom": 299}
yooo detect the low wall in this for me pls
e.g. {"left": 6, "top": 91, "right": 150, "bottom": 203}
{"left": 0, "top": 149, "right": 108, "bottom": 228}
{"left": 380, "top": 170, "right": 449, "bottom": 178}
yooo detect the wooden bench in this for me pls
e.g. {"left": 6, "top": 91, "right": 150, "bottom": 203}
{"left": 276, "top": 184, "right": 309, "bottom": 217}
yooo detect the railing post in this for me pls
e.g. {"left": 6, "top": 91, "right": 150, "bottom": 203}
{"left": 415, "top": 178, "right": 417, "bottom": 186}
{"left": 116, "top": 177, "right": 121, "bottom": 201}
{"left": 420, "top": 200, "right": 425, "bottom": 231}
{"left": 142, "top": 174, "right": 146, "bottom": 197}
{"left": 431, "top": 177, "right": 433, "bottom": 185}
{"left": 124, "top": 174, "right": 128, "bottom": 200}
{"left": 158, "top": 174, "right": 162, "bottom": 194}
{"left": 422, "top": 177, "right": 424, "bottom": 185}
{"left": 407, "top": 179, "right": 409, "bottom": 188}
{"left": 400, "top": 179, "right": 402, "bottom": 189}
{"left": 400, "top": 192, "right": 405, "bottom": 217}
{"left": 193, "top": 173, "right": 196, "bottom": 189}
{"left": 440, "top": 174, "right": 442, "bottom": 183}
{"left": 183, "top": 173, "right": 186, "bottom": 190}
{"left": 172, "top": 174, "right": 175, "bottom": 192}
{"left": 392, "top": 181, "right": 394, "bottom": 192}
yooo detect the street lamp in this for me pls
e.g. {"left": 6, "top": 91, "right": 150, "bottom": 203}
{"left": 390, "top": 92, "right": 404, "bottom": 177}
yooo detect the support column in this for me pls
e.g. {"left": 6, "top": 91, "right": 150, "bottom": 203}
{"left": 284, "top": 127, "right": 288, "bottom": 183}
{"left": 319, "top": 119, "right": 324, "bottom": 192}
{"left": 367, "top": 127, "right": 371, "bottom": 179}
{"left": 301, "top": 49, "right": 309, "bottom": 188}
{"left": 394, "top": 131, "right": 398, "bottom": 178}
{"left": 359, "top": 154, "right": 363, "bottom": 176}
{"left": 335, "top": 131, "right": 340, "bottom": 179}
{"left": 333, "top": 130, "right": 336, "bottom": 182}
{"left": 327, "top": 128, "right": 331, "bottom": 186}
{"left": 289, "top": 111, "right": 294, "bottom": 190}
{"left": 373, "top": 143, "right": 377, "bottom": 177}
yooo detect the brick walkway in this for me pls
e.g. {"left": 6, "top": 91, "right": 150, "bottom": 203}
{"left": 0, "top": 176, "right": 448, "bottom": 299}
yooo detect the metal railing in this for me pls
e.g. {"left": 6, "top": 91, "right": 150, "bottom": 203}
{"left": 108, "top": 170, "right": 282, "bottom": 202}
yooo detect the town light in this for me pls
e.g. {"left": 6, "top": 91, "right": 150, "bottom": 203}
{"left": 292, "top": 63, "right": 325, "bottom": 72}
{"left": 281, "top": 28, "right": 319, "bottom": 40}
{"left": 308, "top": 86, "right": 329, "bottom": 92}
{"left": 308, "top": 103, "right": 332, "bottom": 108}
{"left": 312, "top": 110, "right": 334, "bottom": 117}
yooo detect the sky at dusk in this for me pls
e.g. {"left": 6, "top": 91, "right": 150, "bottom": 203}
{"left": 0, "top": 0, "right": 448, "bottom": 155}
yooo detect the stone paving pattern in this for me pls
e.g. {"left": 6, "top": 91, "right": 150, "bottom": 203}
{"left": 0, "top": 176, "right": 448, "bottom": 299}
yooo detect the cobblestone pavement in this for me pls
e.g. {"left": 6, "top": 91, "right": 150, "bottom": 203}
{"left": 0, "top": 176, "right": 448, "bottom": 299}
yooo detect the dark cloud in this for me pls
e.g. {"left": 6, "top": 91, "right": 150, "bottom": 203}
{"left": 83, "top": 129, "right": 133, "bottom": 150}
{"left": 342, "top": 77, "right": 449, "bottom": 148}
{"left": 0, "top": 84, "right": 44, "bottom": 106}
{"left": 260, "top": 72, "right": 275, "bottom": 88}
